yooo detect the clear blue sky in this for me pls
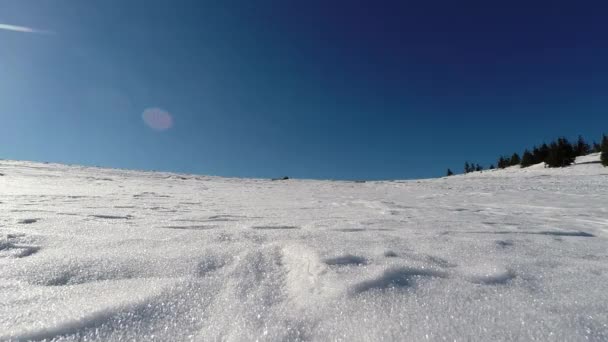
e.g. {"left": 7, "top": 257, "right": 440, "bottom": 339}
{"left": 1, "top": 1, "right": 607, "bottom": 179}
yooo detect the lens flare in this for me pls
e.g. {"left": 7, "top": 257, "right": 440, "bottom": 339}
{"left": 142, "top": 108, "right": 173, "bottom": 131}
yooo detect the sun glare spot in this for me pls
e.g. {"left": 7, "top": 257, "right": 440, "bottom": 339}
{"left": 142, "top": 108, "right": 173, "bottom": 131}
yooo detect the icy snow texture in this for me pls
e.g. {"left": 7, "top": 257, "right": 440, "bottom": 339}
{"left": 1, "top": 156, "right": 608, "bottom": 341}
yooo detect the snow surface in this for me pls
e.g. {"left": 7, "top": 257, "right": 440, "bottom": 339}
{"left": 1, "top": 157, "right": 608, "bottom": 341}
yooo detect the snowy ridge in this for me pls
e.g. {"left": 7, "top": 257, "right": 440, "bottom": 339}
{"left": 1, "top": 156, "right": 607, "bottom": 341}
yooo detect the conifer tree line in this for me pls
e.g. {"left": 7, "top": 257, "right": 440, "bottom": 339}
{"left": 447, "top": 134, "right": 607, "bottom": 176}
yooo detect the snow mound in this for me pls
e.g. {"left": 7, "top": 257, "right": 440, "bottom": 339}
{"left": 1, "top": 159, "right": 607, "bottom": 340}
{"left": 461, "top": 152, "right": 606, "bottom": 178}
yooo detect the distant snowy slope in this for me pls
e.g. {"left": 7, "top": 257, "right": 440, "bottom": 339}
{"left": 1, "top": 158, "right": 607, "bottom": 341}
{"left": 575, "top": 152, "right": 603, "bottom": 164}
{"left": 460, "top": 152, "right": 606, "bottom": 177}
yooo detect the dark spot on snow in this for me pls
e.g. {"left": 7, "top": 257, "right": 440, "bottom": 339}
{"left": 15, "top": 246, "right": 40, "bottom": 258}
{"left": 86, "top": 177, "right": 113, "bottom": 182}
{"left": 469, "top": 269, "right": 516, "bottom": 285}
{"left": 271, "top": 176, "right": 290, "bottom": 181}
{"left": 163, "top": 225, "right": 217, "bottom": 230}
{"left": 351, "top": 267, "right": 446, "bottom": 294}
{"left": 203, "top": 214, "right": 245, "bottom": 222}
{"left": 383, "top": 250, "right": 398, "bottom": 257}
{"left": 461, "top": 230, "right": 595, "bottom": 238}
{"left": 90, "top": 214, "right": 133, "bottom": 220}
{"left": 208, "top": 214, "right": 240, "bottom": 219}
{"left": 324, "top": 254, "right": 367, "bottom": 266}
{"left": 538, "top": 231, "right": 595, "bottom": 237}
{"left": 427, "top": 256, "right": 457, "bottom": 268}
{"left": 133, "top": 192, "right": 152, "bottom": 198}
{"left": 18, "top": 218, "right": 39, "bottom": 224}
{"left": 133, "top": 192, "right": 169, "bottom": 198}
{"left": 197, "top": 258, "right": 227, "bottom": 276}
{"left": 57, "top": 212, "right": 79, "bottom": 216}
{"left": 41, "top": 271, "right": 83, "bottom": 286}
{"left": 169, "top": 176, "right": 189, "bottom": 180}
{"left": 252, "top": 225, "right": 300, "bottom": 230}
{"left": 0, "top": 235, "right": 40, "bottom": 258}
{"left": 6, "top": 233, "right": 26, "bottom": 239}
{"left": 495, "top": 240, "right": 514, "bottom": 248}
{"left": 333, "top": 228, "right": 365, "bottom": 233}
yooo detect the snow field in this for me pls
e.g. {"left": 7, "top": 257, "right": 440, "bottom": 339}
{"left": 1, "top": 157, "right": 607, "bottom": 341}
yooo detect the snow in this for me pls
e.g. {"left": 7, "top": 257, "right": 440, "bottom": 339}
{"left": 1, "top": 156, "right": 607, "bottom": 341}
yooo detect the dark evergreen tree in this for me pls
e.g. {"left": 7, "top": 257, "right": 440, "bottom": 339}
{"left": 475, "top": 164, "right": 483, "bottom": 172}
{"left": 489, "top": 164, "right": 495, "bottom": 170}
{"left": 510, "top": 153, "right": 521, "bottom": 166}
{"left": 545, "top": 137, "right": 576, "bottom": 167}
{"left": 497, "top": 156, "right": 509, "bottom": 169}
{"left": 520, "top": 149, "right": 535, "bottom": 168}
{"left": 464, "top": 162, "right": 470, "bottom": 174}
{"left": 592, "top": 141, "right": 601, "bottom": 153}
{"left": 447, "top": 168, "right": 454, "bottom": 176}
{"left": 601, "top": 135, "right": 608, "bottom": 167}
{"left": 531, "top": 145, "right": 539, "bottom": 163}
{"left": 575, "top": 135, "right": 590, "bottom": 156}
{"left": 532, "top": 143, "right": 550, "bottom": 164}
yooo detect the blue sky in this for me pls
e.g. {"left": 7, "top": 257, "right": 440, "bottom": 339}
{"left": 1, "top": 1, "right": 607, "bottom": 179}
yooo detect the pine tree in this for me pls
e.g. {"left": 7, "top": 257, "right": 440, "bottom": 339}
{"left": 497, "top": 156, "right": 508, "bottom": 169}
{"left": 545, "top": 137, "right": 576, "bottom": 167}
{"left": 489, "top": 164, "right": 495, "bottom": 170}
{"left": 531, "top": 146, "right": 539, "bottom": 163}
{"left": 592, "top": 141, "right": 601, "bottom": 153}
{"left": 447, "top": 168, "right": 454, "bottom": 176}
{"left": 510, "top": 153, "right": 521, "bottom": 166}
{"left": 464, "top": 162, "right": 470, "bottom": 174}
{"left": 475, "top": 164, "right": 483, "bottom": 172}
{"left": 520, "top": 149, "right": 535, "bottom": 168}
{"left": 601, "top": 135, "right": 608, "bottom": 167}
{"left": 532, "top": 143, "right": 550, "bottom": 164}
{"left": 575, "top": 135, "right": 590, "bottom": 156}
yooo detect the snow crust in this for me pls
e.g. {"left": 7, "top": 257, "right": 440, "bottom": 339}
{"left": 1, "top": 156, "right": 607, "bottom": 341}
